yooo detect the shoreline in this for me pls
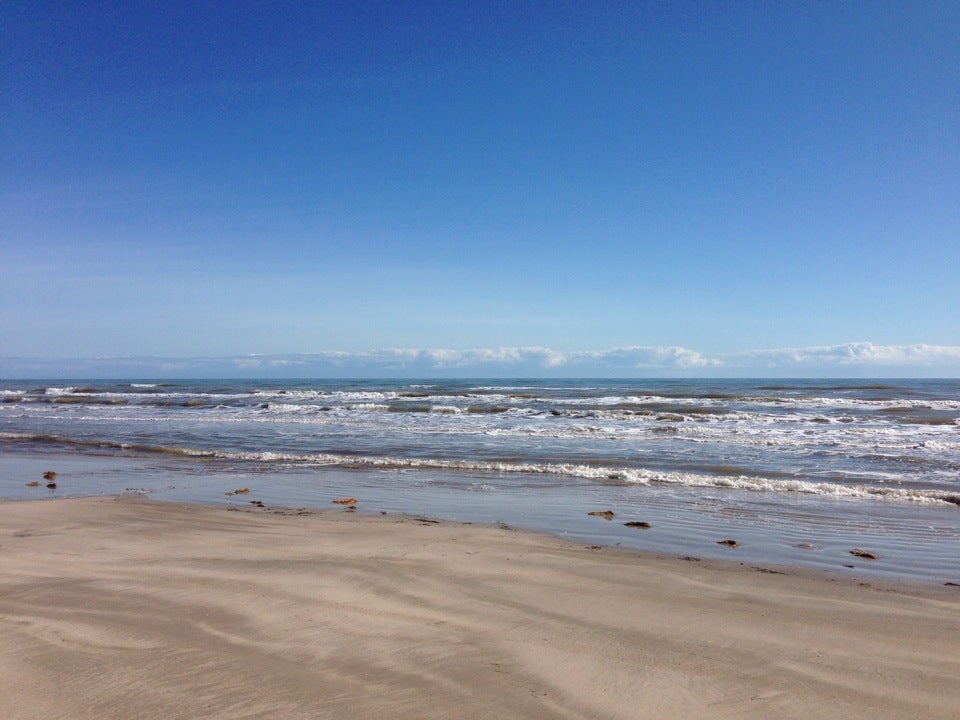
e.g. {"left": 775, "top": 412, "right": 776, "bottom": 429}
{"left": 3, "top": 449, "right": 959, "bottom": 586}
{"left": 2, "top": 496, "right": 959, "bottom": 719}
{"left": 4, "top": 491, "right": 957, "bottom": 592}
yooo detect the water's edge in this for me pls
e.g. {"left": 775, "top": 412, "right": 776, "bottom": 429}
{"left": 4, "top": 449, "right": 958, "bottom": 586}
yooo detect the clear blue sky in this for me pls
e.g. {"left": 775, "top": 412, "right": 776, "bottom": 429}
{"left": 2, "top": 1, "right": 958, "bottom": 377}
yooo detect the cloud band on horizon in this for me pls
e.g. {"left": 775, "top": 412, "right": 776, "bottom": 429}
{"left": 2, "top": 343, "right": 959, "bottom": 378}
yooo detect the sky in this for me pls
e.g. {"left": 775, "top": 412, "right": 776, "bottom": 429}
{"left": 2, "top": 1, "right": 958, "bottom": 378}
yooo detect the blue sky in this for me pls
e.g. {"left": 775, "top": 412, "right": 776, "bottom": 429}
{"left": 2, "top": 1, "right": 958, "bottom": 377}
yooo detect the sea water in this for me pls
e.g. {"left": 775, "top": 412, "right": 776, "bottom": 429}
{"left": 2, "top": 378, "right": 958, "bottom": 583}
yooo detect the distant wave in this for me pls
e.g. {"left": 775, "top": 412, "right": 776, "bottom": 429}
{"left": 8, "top": 385, "right": 960, "bottom": 413}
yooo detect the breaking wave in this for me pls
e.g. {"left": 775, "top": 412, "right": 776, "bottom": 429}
{"left": 3, "top": 431, "right": 957, "bottom": 506}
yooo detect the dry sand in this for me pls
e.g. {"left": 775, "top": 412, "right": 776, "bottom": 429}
{"left": 1, "top": 496, "right": 958, "bottom": 720}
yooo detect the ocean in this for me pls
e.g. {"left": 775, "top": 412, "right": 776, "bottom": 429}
{"left": 2, "top": 378, "right": 958, "bottom": 584}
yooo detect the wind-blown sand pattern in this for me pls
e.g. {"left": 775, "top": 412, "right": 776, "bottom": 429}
{"left": 1, "top": 496, "right": 958, "bottom": 719}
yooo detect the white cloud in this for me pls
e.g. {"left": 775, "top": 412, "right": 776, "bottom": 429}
{"left": 353, "top": 346, "right": 720, "bottom": 372}
{"left": 1, "top": 343, "right": 958, "bottom": 378}
{"left": 568, "top": 346, "right": 719, "bottom": 370}
{"left": 732, "top": 343, "right": 960, "bottom": 371}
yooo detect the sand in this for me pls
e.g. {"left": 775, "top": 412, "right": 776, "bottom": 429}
{"left": 1, "top": 497, "right": 958, "bottom": 720}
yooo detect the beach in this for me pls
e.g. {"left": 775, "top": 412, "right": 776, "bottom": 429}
{"left": 3, "top": 379, "right": 960, "bottom": 584}
{"left": 1, "top": 496, "right": 958, "bottom": 719}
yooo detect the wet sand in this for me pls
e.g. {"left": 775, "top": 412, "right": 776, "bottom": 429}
{"left": 1, "top": 496, "right": 958, "bottom": 719}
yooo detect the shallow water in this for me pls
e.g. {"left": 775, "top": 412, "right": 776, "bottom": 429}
{"left": 2, "top": 378, "right": 959, "bottom": 583}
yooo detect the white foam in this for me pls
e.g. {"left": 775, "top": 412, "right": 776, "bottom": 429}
{"left": 265, "top": 403, "right": 327, "bottom": 414}
{"left": 43, "top": 387, "right": 78, "bottom": 396}
{"left": 253, "top": 389, "right": 327, "bottom": 400}
{"left": 431, "top": 405, "right": 463, "bottom": 414}
{"left": 198, "top": 447, "right": 960, "bottom": 506}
